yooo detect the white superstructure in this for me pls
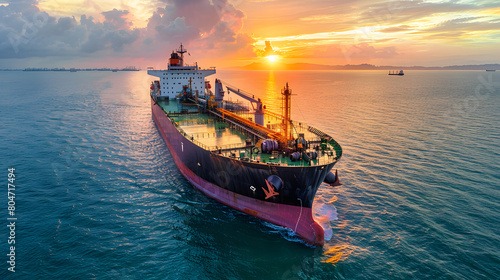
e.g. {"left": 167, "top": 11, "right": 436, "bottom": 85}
{"left": 147, "top": 43, "right": 216, "bottom": 99}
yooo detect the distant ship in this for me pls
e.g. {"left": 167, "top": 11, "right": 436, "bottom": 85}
{"left": 486, "top": 69, "right": 496, "bottom": 72}
{"left": 388, "top": 70, "right": 404, "bottom": 75}
{"left": 147, "top": 43, "right": 343, "bottom": 246}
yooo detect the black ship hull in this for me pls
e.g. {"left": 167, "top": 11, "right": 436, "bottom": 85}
{"left": 151, "top": 98, "right": 339, "bottom": 245}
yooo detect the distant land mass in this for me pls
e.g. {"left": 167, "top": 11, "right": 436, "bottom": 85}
{"left": 0, "top": 66, "right": 140, "bottom": 71}
{"left": 21, "top": 66, "right": 140, "bottom": 72}
{"left": 239, "top": 62, "right": 500, "bottom": 71}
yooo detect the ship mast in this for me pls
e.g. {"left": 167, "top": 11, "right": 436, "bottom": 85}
{"left": 281, "top": 83, "right": 292, "bottom": 140}
{"left": 177, "top": 43, "right": 187, "bottom": 67}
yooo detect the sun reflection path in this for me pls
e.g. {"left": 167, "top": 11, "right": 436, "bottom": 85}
{"left": 262, "top": 72, "right": 353, "bottom": 265}
{"left": 264, "top": 71, "right": 280, "bottom": 113}
{"left": 322, "top": 245, "right": 352, "bottom": 263}
{"left": 311, "top": 186, "right": 353, "bottom": 264}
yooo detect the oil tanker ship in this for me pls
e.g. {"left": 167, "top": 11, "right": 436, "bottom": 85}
{"left": 147, "top": 44, "right": 342, "bottom": 246}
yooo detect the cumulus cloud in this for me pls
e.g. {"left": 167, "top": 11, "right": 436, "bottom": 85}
{"left": 80, "top": 19, "right": 140, "bottom": 53}
{"left": 145, "top": 0, "right": 247, "bottom": 49}
{"left": 0, "top": 0, "right": 254, "bottom": 65}
{"left": 132, "top": 0, "right": 255, "bottom": 64}
{"left": 101, "top": 8, "right": 132, "bottom": 30}
{"left": 255, "top": 41, "right": 280, "bottom": 57}
{"left": 0, "top": 1, "right": 140, "bottom": 59}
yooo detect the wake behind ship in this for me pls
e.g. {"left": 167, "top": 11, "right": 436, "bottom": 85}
{"left": 147, "top": 44, "right": 343, "bottom": 246}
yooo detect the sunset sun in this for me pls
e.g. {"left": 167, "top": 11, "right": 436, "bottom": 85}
{"left": 266, "top": 55, "right": 278, "bottom": 62}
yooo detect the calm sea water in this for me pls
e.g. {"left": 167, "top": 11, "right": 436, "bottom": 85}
{"left": 0, "top": 70, "right": 499, "bottom": 279}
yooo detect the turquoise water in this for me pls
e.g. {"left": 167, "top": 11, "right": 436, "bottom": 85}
{"left": 0, "top": 70, "right": 499, "bottom": 279}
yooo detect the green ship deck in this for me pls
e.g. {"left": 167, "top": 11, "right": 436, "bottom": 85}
{"left": 156, "top": 98, "right": 341, "bottom": 167}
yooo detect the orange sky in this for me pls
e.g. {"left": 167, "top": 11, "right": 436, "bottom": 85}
{"left": 1, "top": 0, "right": 499, "bottom": 68}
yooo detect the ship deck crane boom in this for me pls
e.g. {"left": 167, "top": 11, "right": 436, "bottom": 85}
{"left": 215, "top": 80, "right": 265, "bottom": 126}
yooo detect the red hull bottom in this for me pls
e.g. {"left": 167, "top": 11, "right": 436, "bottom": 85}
{"left": 183, "top": 159, "right": 324, "bottom": 246}
{"left": 153, "top": 102, "right": 325, "bottom": 246}
{"left": 175, "top": 147, "right": 324, "bottom": 246}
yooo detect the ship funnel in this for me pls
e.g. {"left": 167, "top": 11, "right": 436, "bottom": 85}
{"left": 169, "top": 43, "right": 188, "bottom": 67}
{"left": 214, "top": 79, "right": 224, "bottom": 102}
{"left": 169, "top": 51, "right": 182, "bottom": 66}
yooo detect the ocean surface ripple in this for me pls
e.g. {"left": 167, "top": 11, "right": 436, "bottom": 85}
{"left": 0, "top": 70, "right": 499, "bottom": 279}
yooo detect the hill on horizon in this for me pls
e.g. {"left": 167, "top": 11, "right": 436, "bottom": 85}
{"left": 239, "top": 62, "right": 500, "bottom": 71}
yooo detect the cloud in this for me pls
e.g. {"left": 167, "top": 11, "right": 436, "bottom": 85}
{"left": 380, "top": 25, "right": 412, "bottom": 33}
{"left": 359, "top": 0, "right": 480, "bottom": 26}
{"left": 296, "top": 0, "right": 497, "bottom": 35}
{"left": 152, "top": 16, "right": 197, "bottom": 42}
{"left": 424, "top": 17, "right": 500, "bottom": 33}
{"left": 150, "top": 0, "right": 246, "bottom": 41}
{"left": 255, "top": 41, "right": 281, "bottom": 57}
{"left": 101, "top": 8, "right": 132, "bottom": 29}
{"left": 0, "top": 0, "right": 254, "bottom": 65}
{"left": 140, "top": 0, "right": 252, "bottom": 61}
{"left": 80, "top": 19, "right": 140, "bottom": 53}
{"left": 0, "top": 1, "right": 140, "bottom": 59}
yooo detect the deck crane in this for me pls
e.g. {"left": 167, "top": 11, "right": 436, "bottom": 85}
{"left": 214, "top": 79, "right": 265, "bottom": 126}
